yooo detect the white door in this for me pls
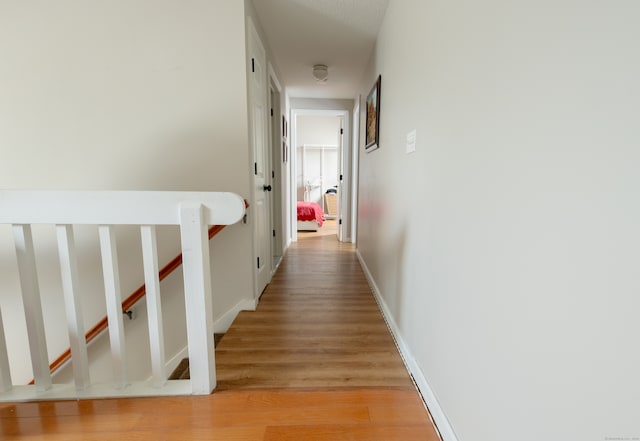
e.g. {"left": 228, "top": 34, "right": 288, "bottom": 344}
{"left": 248, "top": 19, "right": 271, "bottom": 297}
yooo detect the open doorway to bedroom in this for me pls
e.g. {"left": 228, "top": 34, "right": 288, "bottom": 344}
{"left": 294, "top": 114, "right": 342, "bottom": 240}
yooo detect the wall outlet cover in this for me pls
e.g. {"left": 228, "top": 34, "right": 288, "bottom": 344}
{"left": 406, "top": 129, "right": 417, "bottom": 154}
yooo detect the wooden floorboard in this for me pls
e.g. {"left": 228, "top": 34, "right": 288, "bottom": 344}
{"left": 214, "top": 231, "right": 413, "bottom": 391}
{"left": 0, "top": 389, "right": 437, "bottom": 440}
{"left": 0, "top": 228, "right": 440, "bottom": 440}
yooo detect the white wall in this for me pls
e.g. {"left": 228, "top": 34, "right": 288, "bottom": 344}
{"left": 357, "top": 1, "right": 640, "bottom": 440}
{"left": 297, "top": 115, "right": 342, "bottom": 147}
{"left": 290, "top": 98, "right": 354, "bottom": 113}
{"left": 0, "top": 0, "right": 253, "bottom": 384}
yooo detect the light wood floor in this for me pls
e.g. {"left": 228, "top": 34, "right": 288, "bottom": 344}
{"left": 0, "top": 228, "right": 440, "bottom": 440}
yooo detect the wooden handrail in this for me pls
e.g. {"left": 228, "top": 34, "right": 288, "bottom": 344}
{"left": 30, "top": 200, "right": 248, "bottom": 383}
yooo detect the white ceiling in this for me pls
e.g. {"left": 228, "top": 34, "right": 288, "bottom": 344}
{"left": 251, "top": 0, "right": 389, "bottom": 99}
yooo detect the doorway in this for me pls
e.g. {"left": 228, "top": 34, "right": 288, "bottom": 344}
{"left": 289, "top": 108, "right": 351, "bottom": 243}
{"left": 297, "top": 115, "right": 341, "bottom": 217}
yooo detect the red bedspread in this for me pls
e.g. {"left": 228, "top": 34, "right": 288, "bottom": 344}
{"left": 297, "top": 201, "right": 325, "bottom": 227}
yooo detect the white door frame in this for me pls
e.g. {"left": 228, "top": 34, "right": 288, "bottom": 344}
{"left": 351, "top": 97, "right": 361, "bottom": 244}
{"left": 290, "top": 108, "right": 351, "bottom": 243}
{"left": 267, "top": 63, "right": 284, "bottom": 271}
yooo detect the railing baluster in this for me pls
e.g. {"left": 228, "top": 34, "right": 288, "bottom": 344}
{"left": 0, "top": 191, "right": 245, "bottom": 401}
{"left": 12, "top": 224, "right": 52, "bottom": 392}
{"left": 56, "top": 224, "right": 90, "bottom": 390}
{"left": 180, "top": 202, "right": 216, "bottom": 394}
{"left": 0, "top": 308, "right": 13, "bottom": 392}
{"left": 98, "top": 225, "right": 128, "bottom": 389}
{"left": 140, "top": 225, "right": 166, "bottom": 387}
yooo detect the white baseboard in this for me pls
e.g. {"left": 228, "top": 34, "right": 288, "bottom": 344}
{"left": 165, "top": 346, "right": 190, "bottom": 377}
{"left": 213, "top": 297, "right": 256, "bottom": 333}
{"left": 356, "top": 249, "right": 458, "bottom": 441}
{"left": 164, "top": 297, "right": 257, "bottom": 375}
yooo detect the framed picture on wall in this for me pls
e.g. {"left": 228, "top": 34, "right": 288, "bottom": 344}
{"left": 365, "top": 75, "right": 381, "bottom": 152}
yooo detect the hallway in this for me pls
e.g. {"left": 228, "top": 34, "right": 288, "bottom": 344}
{"left": 0, "top": 234, "right": 439, "bottom": 440}
{"left": 215, "top": 225, "right": 413, "bottom": 389}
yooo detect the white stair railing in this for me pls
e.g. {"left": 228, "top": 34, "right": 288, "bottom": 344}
{"left": 0, "top": 190, "right": 246, "bottom": 401}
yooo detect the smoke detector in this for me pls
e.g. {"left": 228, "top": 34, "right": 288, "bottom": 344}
{"left": 312, "top": 64, "right": 329, "bottom": 82}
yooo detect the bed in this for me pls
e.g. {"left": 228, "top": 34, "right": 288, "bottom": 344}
{"left": 297, "top": 201, "right": 325, "bottom": 231}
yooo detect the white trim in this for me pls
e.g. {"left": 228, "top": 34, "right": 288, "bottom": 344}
{"left": 268, "top": 62, "right": 282, "bottom": 93}
{"left": 290, "top": 111, "right": 298, "bottom": 243}
{"left": 356, "top": 249, "right": 459, "bottom": 441}
{"left": 162, "top": 297, "right": 257, "bottom": 383}
{"left": 271, "top": 255, "right": 283, "bottom": 277}
{"left": 165, "top": 346, "right": 190, "bottom": 380}
{"left": 163, "top": 297, "right": 257, "bottom": 381}
{"left": 351, "top": 96, "right": 360, "bottom": 244}
{"left": 268, "top": 68, "right": 285, "bottom": 272}
{"left": 213, "top": 298, "right": 256, "bottom": 333}
{"left": 0, "top": 190, "right": 246, "bottom": 226}
{"left": 0, "top": 380, "right": 192, "bottom": 402}
{"left": 290, "top": 108, "right": 351, "bottom": 243}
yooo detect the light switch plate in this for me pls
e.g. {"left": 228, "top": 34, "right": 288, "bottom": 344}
{"left": 406, "top": 129, "right": 417, "bottom": 154}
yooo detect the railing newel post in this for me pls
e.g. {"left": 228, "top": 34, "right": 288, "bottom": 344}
{"left": 180, "top": 202, "right": 216, "bottom": 395}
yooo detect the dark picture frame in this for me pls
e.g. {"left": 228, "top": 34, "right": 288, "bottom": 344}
{"left": 365, "top": 75, "right": 381, "bottom": 152}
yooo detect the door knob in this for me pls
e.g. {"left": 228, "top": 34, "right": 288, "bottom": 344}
{"left": 263, "top": 185, "right": 272, "bottom": 192}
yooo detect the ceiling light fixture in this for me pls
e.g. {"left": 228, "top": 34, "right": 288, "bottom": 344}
{"left": 312, "top": 64, "right": 329, "bottom": 82}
